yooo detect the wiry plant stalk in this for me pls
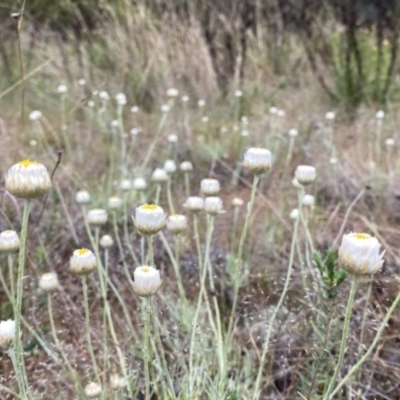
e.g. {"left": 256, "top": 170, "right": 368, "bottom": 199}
{"left": 252, "top": 193, "right": 302, "bottom": 399}
{"left": 323, "top": 274, "right": 359, "bottom": 400}
{"left": 14, "top": 199, "right": 31, "bottom": 399}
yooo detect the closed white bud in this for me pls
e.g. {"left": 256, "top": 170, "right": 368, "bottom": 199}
{"left": 302, "top": 194, "right": 315, "bottom": 207}
{"left": 339, "top": 233, "right": 385, "bottom": 275}
{"left": 78, "top": 78, "right": 86, "bottom": 86}
{"left": 133, "top": 178, "right": 147, "bottom": 191}
{"left": 6, "top": 160, "right": 51, "bottom": 199}
{"left": 241, "top": 129, "right": 250, "bottom": 137}
{"left": 88, "top": 100, "right": 95, "bottom": 107}
{"left": 167, "top": 134, "right": 178, "bottom": 143}
{"left": 376, "top": 110, "right": 385, "bottom": 119}
{"left": 201, "top": 178, "right": 220, "bottom": 195}
{"left": 201, "top": 116, "right": 209, "bottom": 123}
{"left": 120, "top": 179, "right": 132, "bottom": 191}
{"left": 164, "top": 160, "right": 177, "bottom": 174}
{"left": 325, "top": 111, "right": 336, "bottom": 120}
{"left": 29, "top": 110, "right": 42, "bottom": 121}
{"left": 198, "top": 99, "right": 206, "bottom": 107}
{"left": 329, "top": 157, "right": 338, "bottom": 165}
{"left": 243, "top": 147, "right": 272, "bottom": 175}
{"left": 130, "top": 106, "right": 139, "bottom": 113}
{"left": 288, "top": 129, "right": 298, "bottom": 138}
{"left": 115, "top": 93, "right": 127, "bottom": 106}
{"left": 100, "top": 235, "right": 113, "bottom": 249}
{"left": 234, "top": 90, "right": 243, "bottom": 97}
{"left": 133, "top": 204, "right": 166, "bottom": 235}
{"left": 161, "top": 104, "right": 170, "bottom": 113}
{"left": 183, "top": 196, "right": 204, "bottom": 212}
{"left": 167, "top": 88, "right": 179, "bottom": 97}
{"left": 0, "top": 320, "right": 15, "bottom": 349}
{"left": 205, "top": 197, "right": 224, "bottom": 215}
{"left": 108, "top": 196, "right": 123, "bottom": 209}
{"left": 182, "top": 95, "right": 189, "bottom": 102}
{"left": 289, "top": 209, "right": 299, "bottom": 220}
{"left": 166, "top": 214, "right": 187, "bottom": 234}
{"left": 385, "top": 138, "right": 395, "bottom": 147}
{"left": 241, "top": 116, "right": 249, "bottom": 125}
{"left": 151, "top": 168, "right": 168, "bottom": 183}
{"left": 57, "top": 84, "right": 68, "bottom": 94}
{"left": 0, "top": 230, "right": 20, "bottom": 253}
{"left": 39, "top": 272, "right": 59, "bottom": 292}
{"left": 269, "top": 106, "right": 278, "bottom": 114}
{"left": 69, "top": 249, "right": 97, "bottom": 275}
{"left": 232, "top": 197, "right": 244, "bottom": 207}
{"left": 130, "top": 128, "right": 140, "bottom": 136}
{"left": 87, "top": 209, "right": 108, "bottom": 226}
{"left": 292, "top": 178, "right": 303, "bottom": 189}
{"left": 277, "top": 109, "right": 285, "bottom": 117}
{"left": 180, "top": 161, "right": 193, "bottom": 172}
{"left": 29, "top": 140, "right": 37, "bottom": 147}
{"left": 111, "top": 119, "right": 119, "bottom": 128}
{"left": 99, "top": 91, "right": 110, "bottom": 101}
{"left": 132, "top": 266, "right": 162, "bottom": 297}
{"left": 295, "top": 165, "right": 316, "bottom": 186}
{"left": 85, "top": 382, "right": 102, "bottom": 398}
{"left": 76, "top": 190, "right": 91, "bottom": 204}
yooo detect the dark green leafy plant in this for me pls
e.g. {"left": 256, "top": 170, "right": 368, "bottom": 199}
{"left": 313, "top": 249, "right": 347, "bottom": 299}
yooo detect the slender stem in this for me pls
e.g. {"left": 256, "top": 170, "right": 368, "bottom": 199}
{"left": 323, "top": 274, "right": 359, "bottom": 400}
{"left": 14, "top": 199, "right": 31, "bottom": 399}
{"left": 150, "top": 297, "right": 176, "bottom": 399}
{"left": 8, "top": 255, "right": 15, "bottom": 313}
{"left": 330, "top": 288, "right": 400, "bottom": 398}
{"left": 143, "top": 297, "right": 151, "bottom": 400}
{"left": 159, "top": 232, "right": 187, "bottom": 305}
{"left": 167, "top": 175, "right": 175, "bottom": 214}
{"left": 252, "top": 192, "right": 302, "bottom": 399}
{"left": 81, "top": 275, "right": 101, "bottom": 385}
{"left": 147, "top": 235, "right": 154, "bottom": 266}
{"left": 226, "top": 175, "right": 259, "bottom": 347}
{"left": 184, "top": 172, "right": 190, "bottom": 198}
{"left": 8, "top": 348, "right": 26, "bottom": 399}
{"left": 48, "top": 295, "right": 82, "bottom": 394}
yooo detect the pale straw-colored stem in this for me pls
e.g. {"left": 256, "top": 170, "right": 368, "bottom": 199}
{"left": 14, "top": 199, "right": 31, "bottom": 399}
{"left": 7, "top": 254, "right": 15, "bottom": 312}
{"left": 323, "top": 274, "right": 359, "bottom": 400}
{"left": 167, "top": 175, "right": 175, "bottom": 214}
{"left": 252, "top": 191, "right": 302, "bottom": 399}
{"left": 184, "top": 172, "right": 190, "bottom": 198}
{"left": 226, "top": 175, "right": 259, "bottom": 348}
{"left": 81, "top": 275, "right": 102, "bottom": 385}
{"left": 147, "top": 235, "right": 155, "bottom": 266}
{"left": 143, "top": 297, "right": 151, "bottom": 400}
{"left": 330, "top": 287, "right": 400, "bottom": 398}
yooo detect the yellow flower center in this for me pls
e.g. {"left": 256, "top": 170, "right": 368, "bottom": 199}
{"left": 142, "top": 204, "right": 158, "bottom": 211}
{"left": 353, "top": 233, "right": 371, "bottom": 240}
{"left": 77, "top": 248, "right": 89, "bottom": 255}
{"left": 141, "top": 266, "right": 151, "bottom": 273}
{"left": 18, "top": 159, "right": 38, "bottom": 168}
{"left": 3, "top": 230, "right": 14, "bottom": 235}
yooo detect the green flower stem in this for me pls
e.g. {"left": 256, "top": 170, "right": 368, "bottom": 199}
{"left": 14, "top": 199, "right": 31, "bottom": 400}
{"left": 8, "top": 347, "right": 26, "bottom": 399}
{"left": 155, "top": 184, "right": 161, "bottom": 205}
{"left": 98, "top": 248, "right": 132, "bottom": 395}
{"left": 112, "top": 211, "right": 134, "bottom": 285}
{"left": 143, "top": 297, "right": 151, "bottom": 400}
{"left": 48, "top": 295, "right": 82, "bottom": 394}
{"left": 330, "top": 287, "right": 400, "bottom": 398}
{"left": 252, "top": 193, "right": 302, "bottom": 400}
{"left": 226, "top": 175, "right": 259, "bottom": 349}
{"left": 159, "top": 232, "right": 187, "bottom": 305}
{"left": 323, "top": 274, "right": 359, "bottom": 400}
{"left": 184, "top": 172, "right": 190, "bottom": 198}
{"left": 81, "top": 275, "right": 102, "bottom": 385}
{"left": 150, "top": 297, "right": 176, "bottom": 399}
{"left": 167, "top": 175, "right": 175, "bottom": 214}
{"left": 147, "top": 235, "right": 155, "bottom": 266}
{"left": 8, "top": 255, "right": 15, "bottom": 312}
